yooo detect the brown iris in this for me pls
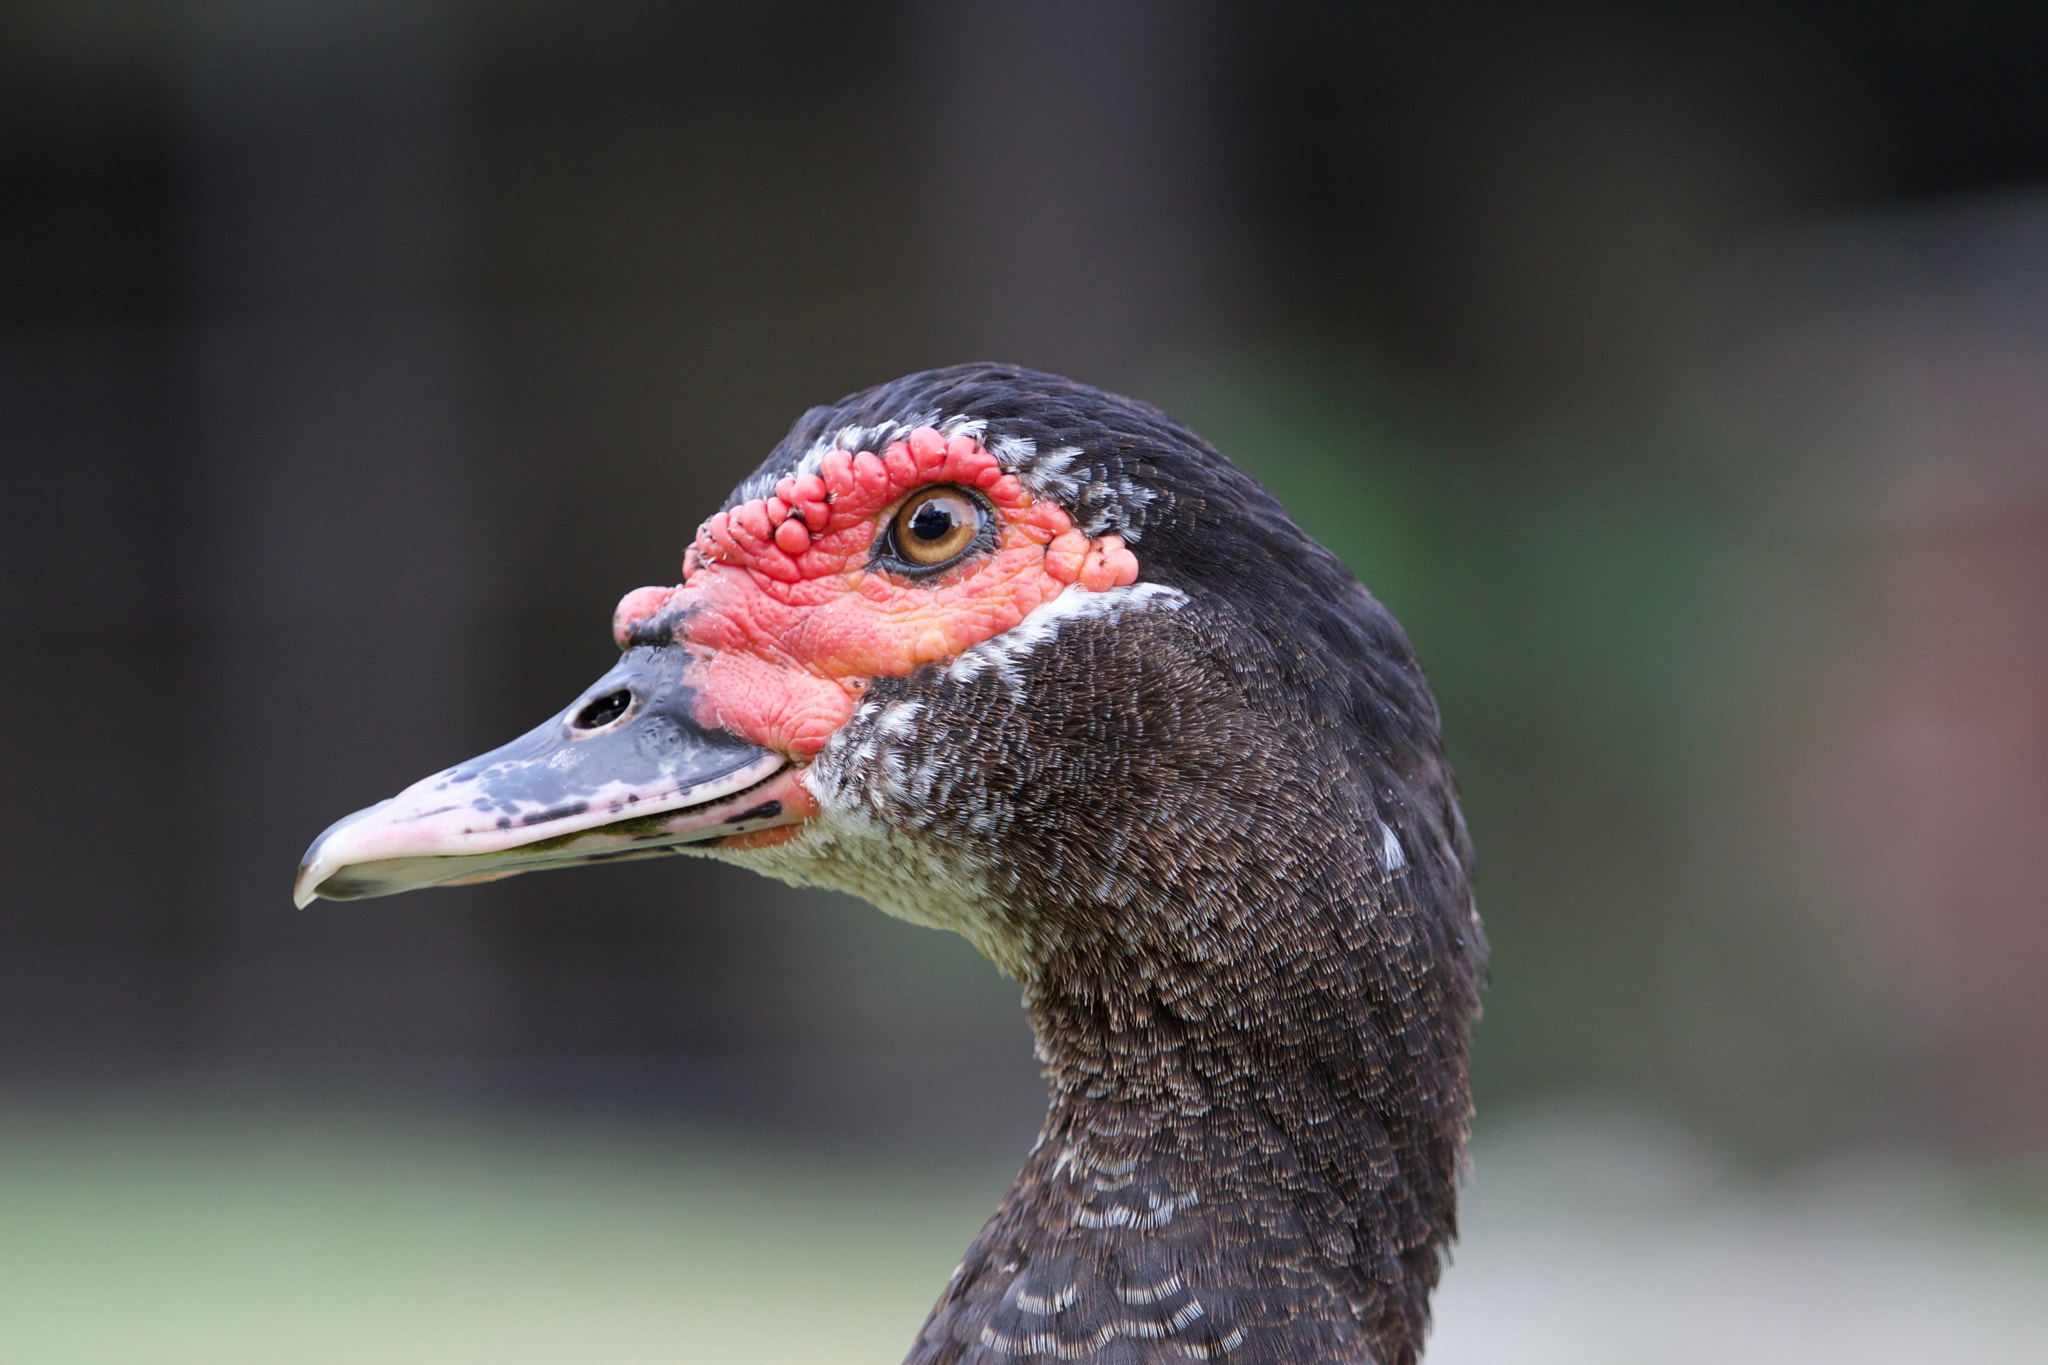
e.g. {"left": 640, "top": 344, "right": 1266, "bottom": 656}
{"left": 890, "top": 486, "right": 981, "bottom": 568}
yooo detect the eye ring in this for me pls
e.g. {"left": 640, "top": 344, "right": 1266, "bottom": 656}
{"left": 886, "top": 486, "right": 985, "bottom": 571}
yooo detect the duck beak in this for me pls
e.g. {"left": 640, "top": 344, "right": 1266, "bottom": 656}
{"left": 292, "top": 645, "right": 802, "bottom": 907}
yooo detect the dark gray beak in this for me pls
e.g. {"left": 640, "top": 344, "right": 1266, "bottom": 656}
{"left": 293, "top": 645, "right": 800, "bottom": 906}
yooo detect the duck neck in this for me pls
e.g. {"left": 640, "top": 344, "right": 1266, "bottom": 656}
{"left": 1027, "top": 935, "right": 1466, "bottom": 1308}
{"left": 904, "top": 907, "right": 1470, "bottom": 1365}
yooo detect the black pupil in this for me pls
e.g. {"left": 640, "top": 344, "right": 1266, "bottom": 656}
{"left": 576, "top": 690, "right": 631, "bottom": 729}
{"left": 909, "top": 501, "right": 955, "bottom": 542}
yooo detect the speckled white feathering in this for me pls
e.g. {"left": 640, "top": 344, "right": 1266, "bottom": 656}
{"left": 697, "top": 586, "right": 1191, "bottom": 982}
{"left": 946, "top": 583, "right": 1189, "bottom": 694}
{"left": 740, "top": 410, "right": 954, "bottom": 501}
{"left": 973, "top": 1171, "right": 1243, "bottom": 1362}
{"left": 808, "top": 410, "right": 943, "bottom": 468}
{"left": 702, "top": 787, "right": 1028, "bottom": 977}
{"left": 737, "top": 407, "right": 1171, "bottom": 546}
{"left": 705, "top": 686, "right": 1044, "bottom": 978}
{"left": 989, "top": 433, "right": 1083, "bottom": 503}
{"left": 989, "top": 432, "right": 1166, "bottom": 542}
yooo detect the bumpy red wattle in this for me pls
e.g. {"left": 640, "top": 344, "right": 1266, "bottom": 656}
{"left": 610, "top": 428, "right": 1141, "bottom": 760}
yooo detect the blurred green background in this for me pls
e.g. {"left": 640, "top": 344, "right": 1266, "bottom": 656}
{"left": 3, "top": 1, "right": 2045, "bottom": 1360}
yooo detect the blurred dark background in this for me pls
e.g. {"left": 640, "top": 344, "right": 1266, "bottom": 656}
{"left": 6, "top": 0, "right": 2048, "bottom": 1179}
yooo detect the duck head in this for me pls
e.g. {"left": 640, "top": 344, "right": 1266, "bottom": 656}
{"left": 295, "top": 364, "right": 1484, "bottom": 1364}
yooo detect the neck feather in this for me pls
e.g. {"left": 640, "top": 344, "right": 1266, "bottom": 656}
{"left": 906, "top": 856, "right": 1480, "bottom": 1365}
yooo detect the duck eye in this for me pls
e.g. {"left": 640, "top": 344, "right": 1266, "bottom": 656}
{"left": 890, "top": 487, "right": 981, "bottom": 568}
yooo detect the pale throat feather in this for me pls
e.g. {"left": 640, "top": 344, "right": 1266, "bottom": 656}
{"left": 702, "top": 581, "right": 1189, "bottom": 984}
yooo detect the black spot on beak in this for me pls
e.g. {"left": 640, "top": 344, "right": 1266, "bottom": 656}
{"left": 521, "top": 800, "right": 590, "bottom": 826}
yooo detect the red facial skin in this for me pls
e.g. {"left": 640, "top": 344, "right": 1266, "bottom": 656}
{"left": 612, "top": 426, "right": 1140, "bottom": 778}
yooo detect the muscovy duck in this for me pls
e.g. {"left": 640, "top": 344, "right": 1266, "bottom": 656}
{"left": 295, "top": 364, "right": 1485, "bottom": 1365}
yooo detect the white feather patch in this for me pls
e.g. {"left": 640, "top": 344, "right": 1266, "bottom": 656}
{"left": 945, "top": 582, "right": 1189, "bottom": 692}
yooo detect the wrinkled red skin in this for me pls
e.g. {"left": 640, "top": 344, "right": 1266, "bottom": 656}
{"left": 611, "top": 427, "right": 1139, "bottom": 769}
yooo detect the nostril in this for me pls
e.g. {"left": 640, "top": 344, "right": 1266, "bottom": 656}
{"left": 575, "top": 689, "right": 632, "bottom": 730}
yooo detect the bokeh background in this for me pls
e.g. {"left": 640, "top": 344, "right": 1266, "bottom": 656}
{"left": 3, "top": 1, "right": 2045, "bottom": 1361}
